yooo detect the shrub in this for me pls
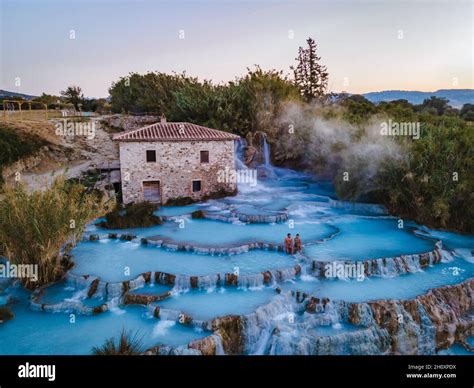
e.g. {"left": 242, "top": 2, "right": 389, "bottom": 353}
{"left": 191, "top": 210, "right": 205, "bottom": 219}
{"left": 92, "top": 329, "right": 144, "bottom": 355}
{"left": 202, "top": 187, "right": 238, "bottom": 201}
{"left": 67, "top": 170, "right": 104, "bottom": 190}
{"left": 99, "top": 202, "right": 162, "bottom": 229}
{"left": 0, "top": 306, "right": 14, "bottom": 323}
{"left": 165, "top": 196, "right": 195, "bottom": 206}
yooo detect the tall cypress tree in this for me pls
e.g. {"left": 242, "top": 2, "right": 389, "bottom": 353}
{"left": 291, "top": 37, "right": 328, "bottom": 101}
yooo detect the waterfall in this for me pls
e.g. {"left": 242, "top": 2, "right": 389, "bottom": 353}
{"left": 234, "top": 138, "right": 248, "bottom": 170}
{"left": 243, "top": 292, "right": 300, "bottom": 355}
{"left": 237, "top": 274, "right": 264, "bottom": 289}
{"left": 172, "top": 275, "right": 191, "bottom": 292}
{"left": 213, "top": 335, "right": 226, "bottom": 355}
{"left": 262, "top": 136, "right": 271, "bottom": 166}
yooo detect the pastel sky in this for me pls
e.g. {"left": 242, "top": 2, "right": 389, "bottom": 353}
{"left": 1, "top": 0, "right": 472, "bottom": 98}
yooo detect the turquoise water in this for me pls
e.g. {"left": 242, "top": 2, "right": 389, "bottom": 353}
{"left": 130, "top": 283, "right": 173, "bottom": 295}
{"left": 157, "top": 287, "right": 278, "bottom": 321}
{"left": 154, "top": 204, "right": 203, "bottom": 216}
{"left": 416, "top": 228, "right": 474, "bottom": 250}
{"left": 0, "top": 288, "right": 206, "bottom": 355}
{"left": 36, "top": 281, "right": 104, "bottom": 307}
{"left": 304, "top": 217, "right": 435, "bottom": 261}
{"left": 438, "top": 337, "right": 473, "bottom": 355}
{"left": 1, "top": 161, "right": 472, "bottom": 355}
{"left": 95, "top": 218, "right": 336, "bottom": 246}
{"left": 283, "top": 255, "right": 474, "bottom": 302}
{"left": 71, "top": 240, "right": 297, "bottom": 281}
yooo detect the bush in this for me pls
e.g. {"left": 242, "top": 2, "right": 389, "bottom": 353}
{"left": 92, "top": 329, "right": 144, "bottom": 355}
{"left": 99, "top": 202, "right": 162, "bottom": 229}
{"left": 67, "top": 170, "right": 104, "bottom": 190}
{"left": 0, "top": 306, "right": 14, "bottom": 323}
{"left": 372, "top": 118, "right": 474, "bottom": 233}
{"left": 0, "top": 176, "right": 111, "bottom": 288}
{"left": 191, "top": 210, "right": 205, "bottom": 219}
{"left": 165, "top": 196, "right": 195, "bottom": 206}
{"left": 202, "top": 187, "right": 238, "bottom": 201}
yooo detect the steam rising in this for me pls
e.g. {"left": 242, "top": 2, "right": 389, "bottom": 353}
{"left": 273, "top": 101, "right": 405, "bottom": 198}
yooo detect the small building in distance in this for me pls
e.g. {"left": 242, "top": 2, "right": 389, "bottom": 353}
{"left": 113, "top": 118, "right": 240, "bottom": 204}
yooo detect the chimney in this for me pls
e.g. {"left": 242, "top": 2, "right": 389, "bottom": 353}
{"left": 160, "top": 114, "right": 167, "bottom": 123}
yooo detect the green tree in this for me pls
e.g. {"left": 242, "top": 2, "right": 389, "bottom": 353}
{"left": 60, "top": 85, "right": 84, "bottom": 111}
{"left": 338, "top": 94, "right": 377, "bottom": 124}
{"left": 291, "top": 37, "right": 329, "bottom": 102}
{"left": 32, "top": 93, "right": 60, "bottom": 109}
{"left": 418, "top": 96, "right": 450, "bottom": 115}
{"left": 109, "top": 72, "right": 195, "bottom": 114}
{"left": 460, "top": 103, "right": 474, "bottom": 121}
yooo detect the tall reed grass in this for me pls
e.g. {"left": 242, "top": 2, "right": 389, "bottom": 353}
{"left": 0, "top": 176, "right": 113, "bottom": 288}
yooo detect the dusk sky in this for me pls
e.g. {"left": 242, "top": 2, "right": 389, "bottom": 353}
{"left": 1, "top": 0, "right": 472, "bottom": 98}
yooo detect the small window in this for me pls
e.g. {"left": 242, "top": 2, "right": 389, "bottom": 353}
{"left": 200, "top": 150, "right": 209, "bottom": 163}
{"left": 146, "top": 150, "right": 156, "bottom": 162}
{"left": 192, "top": 180, "right": 202, "bottom": 192}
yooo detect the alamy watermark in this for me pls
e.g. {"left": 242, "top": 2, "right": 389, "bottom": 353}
{"left": 324, "top": 262, "right": 365, "bottom": 282}
{"left": 55, "top": 119, "right": 96, "bottom": 140}
{"left": 217, "top": 167, "right": 258, "bottom": 187}
{"left": 0, "top": 262, "right": 38, "bottom": 282}
{"left": 380, "top": 119, "right": 420, "bottom": 140}
{"left": 18, "top": 362, "right": 55, "bottom": 382}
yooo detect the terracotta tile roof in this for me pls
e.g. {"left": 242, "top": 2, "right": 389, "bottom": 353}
{"left": 113, "top": 122, "right": 240, "bottom": 142}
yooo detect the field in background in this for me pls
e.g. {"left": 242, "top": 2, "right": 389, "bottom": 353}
{"left": 1, "top": 109, "right": 95, "bottom": 122}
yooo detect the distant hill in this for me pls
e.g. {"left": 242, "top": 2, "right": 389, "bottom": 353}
{"left": 2, "top": 88, "right": 472, "bottom": 108}
{"left": 362, "top": 89, "right": 473, "bottom": 108}
{"left": 0, "top": 89, "right": 37, "bottom": 100}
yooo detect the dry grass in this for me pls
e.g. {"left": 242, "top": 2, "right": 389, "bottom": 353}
{"left": 0, "top": 119, "right": 62, "bottom": 146}
{"left": 1, "top": 110, "right": 63, "bottom": 122}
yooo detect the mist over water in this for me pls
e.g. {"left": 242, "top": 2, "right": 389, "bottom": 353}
{"left": 273, "top": 101, "right": 405, "bottom": 196}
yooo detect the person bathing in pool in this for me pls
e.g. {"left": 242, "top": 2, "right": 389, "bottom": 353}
{"left": 294, "top": 234, "right": 302, "bottom": 253}
{"left": 284, "top": 233, "right": 293, "bottom": 254}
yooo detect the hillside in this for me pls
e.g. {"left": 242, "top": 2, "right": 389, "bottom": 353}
{"left": 0, "top": 118, "right": 118, "bottom": 191}
{"left": 0, "top": 89, "right": 37, "bottom": 100}
{"left": 363, "top": 89, "right": 474, "bottom": 108}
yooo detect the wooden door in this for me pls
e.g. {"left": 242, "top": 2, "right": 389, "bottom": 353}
{"left": 143, "top": 181, "right": 161, "bottom": 203}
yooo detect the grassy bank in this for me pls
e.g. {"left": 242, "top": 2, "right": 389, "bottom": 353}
{"left": 0, "top": 122, "right": 49, "bottom": 184}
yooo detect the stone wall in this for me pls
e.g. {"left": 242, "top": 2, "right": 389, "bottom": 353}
{"left": 119, "top": 140, "right": 236, "bottom": 204}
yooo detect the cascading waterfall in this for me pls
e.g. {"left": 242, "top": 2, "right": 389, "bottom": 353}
{"left": 262, "top": 136, "right": 271, "bottom": 167}
{"left": 172, "top": 275, "right": 192, "bottom": 292}
{"left": 234, "top": 138, "right": 248, "bottom": 170}
{"left": 243, "top": 292, "right": 302, "bottom": 355}
{"left": 237, "top": 274, "right": 265, "bottom": 289}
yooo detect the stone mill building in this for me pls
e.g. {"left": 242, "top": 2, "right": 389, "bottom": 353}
{"left": 113, "top": 118, "right": 240, "bottom": 204}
